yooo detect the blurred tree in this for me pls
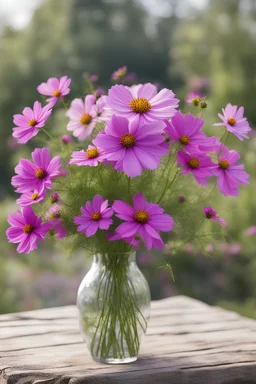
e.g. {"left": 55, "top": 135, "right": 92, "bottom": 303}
{"left": 172, "top": 0, "right": 256, "bottom": 123}
{"left": 0, "top": 0, "right": 180, "bottom": 198}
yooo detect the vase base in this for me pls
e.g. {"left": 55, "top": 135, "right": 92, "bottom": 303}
{"left": 93, "top": 356, "right": 138, "bottom": 365}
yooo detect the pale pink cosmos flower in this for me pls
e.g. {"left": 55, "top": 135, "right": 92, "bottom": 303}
{"left": 6, "top": 206, "right": 50, "bottom": 254}
{"left": 104, "top": 83, "right": 179, "bottom": 124}
{"left": 37, "top": 76, "right": 71, "bottom": 107}
{"left": 17, "top": 189, "right": 46, "bottom": 207}
{"left": 66, "top": 95, "right": 97, "bottom": 140}
{"left": 203, "top": 207, "right": 227, "bottom": 226}
{"left": 69, "top": 145, "right": 105, "bottom": 167}
{"left": 12, "top": 101, "right": 52, "bottom": 144}
{"left": 245, "top": 226, "right": 256, "bottom": 236}
{"left": 214, "top": 103, "right": 251, "bottom": 141}
{"left": 185, "top": 92, "right": 203, "bottom": 105}
{"left": 74, "top": 195, "right": 113, "bottom": 237}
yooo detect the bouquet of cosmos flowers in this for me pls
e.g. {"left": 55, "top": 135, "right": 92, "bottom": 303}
{"left": 6, "top": 70, "right": 250, "bottom": 256}
{"left": 5, "top": 67, "right": 251, "bottom": 363}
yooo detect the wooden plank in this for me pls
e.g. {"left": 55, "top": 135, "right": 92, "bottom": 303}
{"left": 1, "top": 296, "right": 256, "bottom": 383}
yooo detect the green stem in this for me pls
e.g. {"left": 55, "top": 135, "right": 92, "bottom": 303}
{"left": 89, "top": 254, "right": 147, "bottom": 360}
{"left": 41, "top": 127, "right": 54, "bottom": 141}
{"left": 157, "top": 168, "right": 180, "bottom": 204}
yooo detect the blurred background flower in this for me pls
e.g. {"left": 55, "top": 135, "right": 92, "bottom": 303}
{"left": 1, "top": 0, "right": 256, "bottom": 318}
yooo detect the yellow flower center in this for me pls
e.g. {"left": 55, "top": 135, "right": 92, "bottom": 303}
{"left": 134, "top": 209, "right": 149, "bottom": 223}
{"left": 188, "top": 157, "right": 200, "bottom": 169}
{"left": 80, "top": 113, "right": 92, "bottom": 125}
{"left": 129, "top": 98, "right": 151, "bottom": 114}
{"left": 219, "top": 159, "right": 230, "bottom": 169}
{"left": 91, "top": 212, "right": 101, "bottom": 221}
{"left": 23, "top": 224, "right": 33, "bottom": 234}
{"left": 28, "top": 119, "right": 37, "bottom": 127}
{"left": 228, "top": 117, "right": 236, "bottom": 126}
{"left": 53, "top": 89, "right": 61, "bottom": 97}
{"left": 120, "top": 133, "right": 136, "bottom": 148}
{"left": 180, "top": 135, "right": 190, "bottom": 145}
{"left": 35, "top": 168, "right": 47, "bottom": 179}
{"left": 31, "top": 193, "right": 39, "bottom": 201}
{"left": 87, "top": 148, "right": 99, "bottom": 159}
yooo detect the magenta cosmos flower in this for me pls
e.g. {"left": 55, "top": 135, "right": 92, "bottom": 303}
{"left": 177, "top": 150, "right": 214, "bottom": 186}
{"left": 213, "top": 103, "right": 251, "bottom": 141}
{"left": 74, "top": 195, "right": 113, "bottom": 237}
{"left": 48, "top": 218, "right": 67, "bottom": 239}
{"left": 66, "top": 95, "right": 97, "bottom": 140}
{"left": 166, "top": 112, "right": 218, "bottom": 153}
{"left": 12, "top": 101, "right": 52, "bottom": 144}
{"left": 17, "top": 189, "right": 46, "bottom": 206}
{"left": 185, "top": 92, "right": 203, "bottom": 105}
{"left": 94, "top": 115, "right": 168, "bottom": 178}
{"left": 37, "top": 76, "right": 71, "bottom": 107}
{"left": 69, "top": 145, "right": 105, "bottom": 167}
{"left": 211, "top": 145, "right": 249, "bottom": 196}
{"left": 61, "top": 135, "right": 73, "bottom": 144}
{"left": 112, "top": 194, "right": 174, "bottom": 250}
{"left": 104, "top": 83, "right": 179, "bottom": 124}
{"left": 12, "top": 147, "right": 61, "bottom": 193}
{"left": 203, "top": 207, "right": 227, "bottom": 226}
{"left": 6, "top": 206, "right": 50, "bottom": 254}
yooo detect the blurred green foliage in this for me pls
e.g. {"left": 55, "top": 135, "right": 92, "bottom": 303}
{"left": 1, "top": 0, "right": 256, "bottom": 316}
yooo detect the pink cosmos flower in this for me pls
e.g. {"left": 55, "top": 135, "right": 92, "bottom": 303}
{"left": 185, "top": 92, "right": 203, "bottom": 105}
{"left": 213, "top": 104, "right": 251, "bottom": 141}
{"left": 166, "top": 112, "right": 218, "bottom": 153}
{"left": 94, "top": 88, "right": 105, "bottom": 99}
{"left": 211, "top": 145, "right": 250, "bottom": 196}
{"left": 37, "top": 76, "right": 71, "bottom": 107}
{"left": 245, "top": 226, "right": 256, "bottom": 236}
{"left": 95, "top": 97, "right": 112, "bottom": 122}
{"left": 50, "top": 193, "right": 59, "bottom": 204}
{"left": 48, "top": 219, "right": 67, "bottom": 239}
{"left": 12, "top": 147, "right": 61, "bottom": 193}
{"left": 106, "top": 232, "right": 140, "bottom": 247}
{"left": 69, "top": 145, "right": 105, "bottom": 167}
{"left": 47, "top": 204, "right": 62, "bottom": 220}
{"left": 177, "top": 150, "right": 214, "bottom": 186}
{"left": 74, "top": 195, "right": 114, "bottom": 237}
{"left": 94, "top": 115, "right": 168, "bottom": 178}
{"left": 17, "top": 189, "right": 46, "bottom": 206}
{"left": 66, "top": 95, "right": 97, "bottom": 140}
{"left": 105, "top": 83, "right": 179, "bottom": 124}
{"left": 61, "top": 135, "right": 73, "bottom": 144}
{"left": 112, "top": 193, "right": 174, "bottom": 250}
{"left": 6, "top": 206, "right": 50, "bottom": 254}
{"left": 112, "top": 66, "right": 127, "bottom": 81}
{"left": 12, "top": 101, "right": 52, "bottom": 144}
{"left": 203, "top": 207, "right": 227, "bottom": 226}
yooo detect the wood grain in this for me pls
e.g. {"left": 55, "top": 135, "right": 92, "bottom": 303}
{"left": 1, "top": 296, "right": 256, "bottom": 383}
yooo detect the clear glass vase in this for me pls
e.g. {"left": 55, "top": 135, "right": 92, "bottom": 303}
{"left": 77, "top": 252, "right": 151, "bottom": 364}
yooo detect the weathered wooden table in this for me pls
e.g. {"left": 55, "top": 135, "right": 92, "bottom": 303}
{"left": 1, "top": 296, "right": 256, "bottom": 384}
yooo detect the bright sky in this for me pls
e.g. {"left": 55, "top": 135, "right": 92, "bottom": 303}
{"left": 0, "top": 0, "right": 208, "bottom": 30}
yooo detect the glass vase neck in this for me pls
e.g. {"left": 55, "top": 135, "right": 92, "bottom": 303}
{"left": 93, "top": 252, "right": 136, "bottom": 265}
